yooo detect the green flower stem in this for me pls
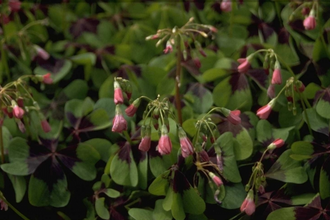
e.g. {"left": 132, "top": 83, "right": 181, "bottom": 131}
{"left": 0, "top": 125, "right": 4, "bottom": 164}
{"left": 175, "top": 37, "right": 183, "bottom": 125}
{"left": 299, "top": 93, "right": 313, "bottom": 135}
{"left": 0, "top": 191, "right": 30, "bottom": 220}
{"left": 123, "top": 130, "right": 133, "bottom": 145}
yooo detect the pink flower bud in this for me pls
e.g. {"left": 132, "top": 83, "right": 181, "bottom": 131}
{"left": 193, "top": 58, "right": 201, "bottom": 69}
{"left": 157, "top": 124, "right": 172, "bottom": 155}
{"left": 114, "top": 81, "right": 124, "bottom": 105}
{"left": 9, "top": 0, "right": 21, "bottom": 12}
{"left": 17, "top": 120, "right": 26, "bottom": 133}
{"left": 0, "top": 198, "right": 8, "bottom": 211}
{"left": 256, "top": 99, "right": 275, "bottom": 120}
{"left": 267, "top": 84, "right": 276, "bottom": 99}
{"left": 163, "top": 41, "right": 173, "bottom": 54}
{"left": 42, "top": 73, "right": 53, "bottom": 84}
{"left": 237, "top": 58, "right": 251, "bottom": 73}
{"left": 209, "top": 172, "right": 223, "bottom": 187}
{"left": 240, "top": 190, "right": 255, "bottom": 216}
{"left": 139, "top": 136, "right": 151, "bottom": 152}
{"left": 41, "top": 120, "right": 51, "bottom": 133}
{"left": 220, "top": 0, "right": 232, "bottom": 12}
{"left": 271, "top": 68, "right": 282, "bottom": 85}
{"left": 209, "top": 26, "right": 218, "bottom": 33}
{"left": 35, "top": 46, "right": 50, "bottom": 60}
{"left": 199, "top": 49, "right": 207, "bottom": 57}
{"left": 125, "top": 99, "right": 140, "bottom": 117}
{"left": 112, "top": 106, "right": 127, "bottom": 133}
{"left": 227, "top": 110, "right": 241, "bottom": 125}
{"left": 179, "top": 127, "right": 194, "bottom": 158}
{"left": 267, "top": 138, "right": 285, "bottom": 150}
{"left": 12, "top": 105, "right": 24, "bottom": 119}
{"left": 303, "top": 15, "right": 316, "bottom": 30}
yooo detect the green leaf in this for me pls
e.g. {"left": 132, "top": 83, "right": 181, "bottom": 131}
{"left": 291, "top": 193, "right": 317, "bottom": 205}
{"left": 63, "top": 80, "right": 89, "bottom": 100}
{"left": 83, "top": 138, "right": 112, "bottom": 163}
{"left": 257, "top": 120, "right": 273, "bottom": 143}
{"left": 266, "top": 207, "right": 296, "bottom": 220}
{"left": 182, "top": 187, "right": 206, "bottom": 215}
{"left": 233, "top": 127, "right": 253, "bottom": 160}
{"left": 304, "top": 108, "right": 329, "bottom": 136}
{"left": 213, "top": 77, "right": 231, "bottom": 107}
{"left": 265, "top": 150, "right": 308, "bottom": 184}
{"left": 129, "top": 208, "right": 153, "bottom": 220}
{"left": 221, "top": 183, "right": 246, "bottom": 209}
{"left": 110, "top": 146, "right": 138, "bottom": 187}
{"left": 69, "top": 143, "right": 100, "bottom": 181}
{"left": 138, "top": 152, "right": 148, "bottom": 189}
{"left": 29, "top": 174, "right": 70, "bottom": 207}
{"left": 172, "top": 192, "right": 186, "bottom": 220}
{"left": 149, "top": 172, "right": 169, "bottom": 196}
{"left": 202, "top": 68, "right": 228, "bottom": 82}
{"left": 8, "top": 174, "right": 26, "bottom": 203}
{"left": 216, "top": 132, "right": 241, "bottom": 183}
{"left": 290, "top": 141, "right": 314, "bottom": 161}
{"left": 153, "top": 199, "right": 172, "bottom": 220}
{"left": 70, "top": 53, "right": 96, "bottom": 65}
{"left": 182, "top": 119, "right": 197, "bottom": 137}
{"left": 95, "top": 197, "right": 110, "bottom": 220}
{"left": 83, "top": 198, "right": 95, "bottom": 220}
{"left": 316, "top": 99, "right": 330, "bottom": 119}
{"left": 319, "top": 165, "right": 330, "bottom": 199}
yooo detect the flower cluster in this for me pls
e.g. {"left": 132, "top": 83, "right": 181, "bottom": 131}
{"left": 146, "top": 17, "right": 217, "bottom": 68}
{"left": 241, "top": 139, "right": 285, "bottom": 216}
{"left": 0, "top": 75, "right": 52, "bottom": 134}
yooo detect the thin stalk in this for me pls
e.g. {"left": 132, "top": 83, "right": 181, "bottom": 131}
{"left": 123, "top": 130, "right": 133, "bottom": 145}
{"left": 299, "top": 93, "right": 313, "bottom": 135}
{"left": 175, "top": 38, "right": 183, "bottom": 125}
{"left": 0, "top": 125, "right": 4, "bottom": 164}
{"left": 0, "top": 191, "right": 30, "bottom": 220}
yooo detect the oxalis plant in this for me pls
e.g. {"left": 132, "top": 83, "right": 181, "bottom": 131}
{"left": 1, "top": 1, "right": 330, "bottom": 220}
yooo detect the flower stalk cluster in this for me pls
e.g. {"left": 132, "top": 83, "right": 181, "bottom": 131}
{"left": 0, "top": 74, "right": 52, "bottom": 163}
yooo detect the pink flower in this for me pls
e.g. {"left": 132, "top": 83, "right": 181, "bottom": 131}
{"left": 157, "top": 125, "right": 172, "bottom": 155}
{"left": 267, "top": 84, "right": 275, "bottom": 99}
{"left": 240, "top": 191, "right": 255, "bottom": 216}
{"left": 237, "top": 58, "right": 251, "bottom": 73}
{"left": 0, "top": 198, "right": 8, "bottom": 211}
{"left": 36, "top": 46, "right": 50, "bottom": 60}
{"left": 42, "top": 73, "right": 53, "bottom": 84}
{"left": 220, "top": 0, "right": 232, "bottom": 12}
{"left": 139, "top": 136, "right": 151, "bottom": 152}
{"left": 209, "top": 172, "right": 223, "bottom": 187}
{"left": 267, "top": 138, "right": 285, "bottom": 150}
{"left": 125, "top": 99, "right": 140, "bottom": 117}
{"left": 193, "top": 58, "right": 201, "bottom": 69}
{"left": 303, "top": 15, "right": 316, "bottom": 30}
{"left": 163, "top": 41, "right": 173, "bottom": 54}
{"left": 271, "top": 68, "right": 282, "bottom": 84}
{"left": 41, "top": 120, "right": 51, "bottom": 133}
{"left": 209, "top": 26, "right": 218, "bottom": 33}
{"left": 9, "top": 0, "right": 21, "bottom": 12}
{"left": 17, "top": 121, "right": 26, "bottom": 133}
{"left": 12, "top": 105, "right": 24, "bottom": 119}
{"left": 114, "top": 81, "right": 124, "bottom": 105}
{"left": 256, "top": 99, "right": 275, "bottom": 120}
{"left": 227, "top": 110, "right": 241, "bottom": 125}
{"left": 199, "top": 49, "right": 207, "bottom": 57}
{"left": 112, "top": 106, "right": 127, "bottom": 133}
{"left": 179, "top": 136, "right": 194, "bottom": 158}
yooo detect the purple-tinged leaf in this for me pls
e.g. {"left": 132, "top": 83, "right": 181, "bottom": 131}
{"left": 69, "top": 18, "right": 100, "bottom": 39}
{"left": 247, "top": 68, "right": 269, "bottom": 89}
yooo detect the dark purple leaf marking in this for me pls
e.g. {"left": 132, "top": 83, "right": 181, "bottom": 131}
{"left": 69, "top": 18, "right": 100, "bottom": 39}
{"left": 117, "top": 142, "right": 132, "bottom": 164}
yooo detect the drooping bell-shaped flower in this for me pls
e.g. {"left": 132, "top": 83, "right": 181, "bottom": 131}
{"left": 125, "top": 98, "right": 141, "bottom": 117}
{"left": 178, "top": 127, "right": 194, "bottom": 158}
{"left": 256, "top": 99, "right": 276, "bottom": 120}
{"left": 240, "top": 190, "right": 255, "bottom": 216}
{"left": 41, "top": 120, "right": 51, "bottom": 133}
{"left": 227, "top": 110, "right": 241, "bottom": 125}
{"left": 209, "top": 172, "right": 223, "bottom": 187}
{"left": 157, "top": 124, "right": 172, "bottom": 155}
{"left": 114, "top": 80, "right": 124, "bottom": 105}
{"left": 112, "top": 105, "right": 127, "bottom": 133}
{"left": 267, "top": 138, "right": 285, "bottom": 150}
{"left": 220, "top": 0, "right": 232, "bottom": 12}
{"left": 138, "top": 125, "right": 151, "bottom": 152}
{"left": 237, "top": 57, "right": 251, "bottom": 73}
{"left": 12, "top": 104, "right": 24, "bottom": 119}
{"left": 42, "top": 73, "right": 53, "bottom": 84}
{"left": 271, "top": 61, "right": 282, "bottom": 85}
{"left": 303, "top": 14, "right": 316, "bottom": 30}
